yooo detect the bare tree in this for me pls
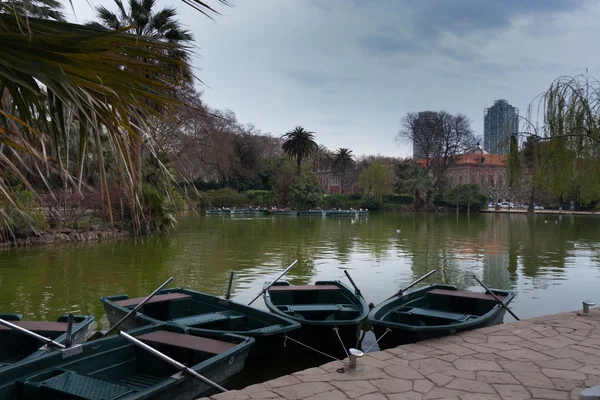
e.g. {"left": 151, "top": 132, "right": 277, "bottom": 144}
{"left": 398, "top": 111, "right": 477, "bottom": 204}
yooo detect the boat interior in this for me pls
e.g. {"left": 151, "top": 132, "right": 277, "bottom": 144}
{"left": 113, "top": 293, "right": 277, "bottom": 333}
{"left": 1, "top": 329, "right": 238, "bottom": 400}
{"left": 387, "top": 289, "right": 505, "bottom": 326}
{"left": 0, "top": 314, "right": 82, "bottom": 366}
{"left": 268, "top": 284, "right": 361, "bottom": 321}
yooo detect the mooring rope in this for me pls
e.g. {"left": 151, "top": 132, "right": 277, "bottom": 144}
{"left": 332, "top": 327, "right": 350, "bottom": 359}
{"left": 283, "top": 334, "right": 341, "bottom": 362}
{"left": 365, "top": 327, "right": 392, "bottom": 353}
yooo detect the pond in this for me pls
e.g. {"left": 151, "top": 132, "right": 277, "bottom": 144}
{"left": 1, "top": 212, "right": 599, "bottom": 384}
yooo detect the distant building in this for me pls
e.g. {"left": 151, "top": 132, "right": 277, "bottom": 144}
{"left": 413, "top": 111, "right": 443, "bottom": 159}
{"left": 484, "top": 99, "right": 519, "bottom": 155}
{"left": 445, "top": 145, "right": 507, "bottom": 188}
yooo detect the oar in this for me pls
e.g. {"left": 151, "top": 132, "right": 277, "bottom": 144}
{"left": 386, "top": 269, "right": 437, "bottom": 300}
{"left": 87, "top": 277, "right": 174, "bottom": 341}
{"left": 344, "top": 270, "right": 362, "bottom": 296}
{"left": 65, "top": 313, "right": 74, "bottom": 348}
{"left": 225, "top": 271, "right": 235, "bottom": 300}
{"left": 472, "top": 275, "right": 520, "bottom": 321}
{"left": 119, "top": 331, "right": 227, "bottom": 393}
{"left": 0, "top": 319, "right": 65, "bottom": 349}
{"left": 248, "top": 260, "right": 298, "bottom": 305}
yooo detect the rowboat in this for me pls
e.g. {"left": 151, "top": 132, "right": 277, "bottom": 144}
{"left": 205, "top": 208, "right": 232, "bottom": 215}
{"left": 100, "top": 288, "right": 300, "bottom": 357}
{"left": 0, "top": 323, "right": 254, "bottom": 400}
{"left": 368, "top": 284, "right": 515, "bottom": 350}
{"left": 297, "top": 210, "right": 325, "bottom": 216}
{"left": 272, "top": 210, "right": 296, "bottom": 216}
{"left": 0, "top": 313, "right": 94, "bottom": 368}
{"left": 263, "top": 281, "right": 369, "bottom": 352}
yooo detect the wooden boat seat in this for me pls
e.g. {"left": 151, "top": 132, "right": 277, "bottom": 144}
{"left": 0, "top": 321, "right": 78, "bottom": 333}
{"left": 404, "top": 307, "right": 473, "bottom": 321}
{"left": 171, "top": 311, "right": 241, "bottom": 326}
{"left": 34, "top": 371, "right": 135, "bottom": 400}
{"left": 137, "top": 330, "right": 237, "bottom": 355}
{"left": 269, "top": 285, "right": 340, "bottom": 292}
{"left": 114, "top": 293, "right": 191, "bottom": 308}
{"left": 427, "top": 289, "right": 505, "bottom": 302}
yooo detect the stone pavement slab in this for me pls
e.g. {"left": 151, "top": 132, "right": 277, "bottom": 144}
{"left": 201, "top": 309, "right": 600, "bottom": 400}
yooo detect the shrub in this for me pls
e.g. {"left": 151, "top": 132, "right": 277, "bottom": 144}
{"left": 205, "top": 188, "right": 247, "bottom": 208}
{"left": 361, "top": 196, "right": 382, "bottom": 211}
{"left": 322, "top": 194, "right": 347, "bottom": 209}
{"left": 246, "top": 190, "right": 274, "bottom": 206}
{"left": 1, "top": 186, "right": 48, "bottom": 236}
{"left": 383, "top": 193, "right": 414, "bottom": 205}
{"left": 348, "top": 193, "right": 362, "bottom": 201}
{"left": 289, "top": 171, "right": 323, "bottom": 210}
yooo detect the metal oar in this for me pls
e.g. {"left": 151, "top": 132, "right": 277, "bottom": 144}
{"left": 0, "top": 319, "right": 65, "bottom": 349}
{"left": 225, "top": 271, "right": 235, "bottom": 300}
{"left": 386, "top": 270, "right": 437, "bottom": 300}
{"left": 248, "top": 260, "right": 298, "bottom": 305}
{"left": 119, "top": 331, "right": 227, "bottom": 393}
{"left": 472, "top": 275, "right": 520, "bottom": 321}
{"left": 344, "top": 270, "right": 362, "bottom": 296}
{"left": 88, "top": 277, "right": 174, "bottom": 341}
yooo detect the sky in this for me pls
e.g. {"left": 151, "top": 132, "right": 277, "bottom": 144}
{"left": 68, "top": 0, "right": 600, "bottom": 158}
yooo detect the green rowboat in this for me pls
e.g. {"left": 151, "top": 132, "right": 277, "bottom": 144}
{"left": 0, "top": 324, "right": 254, "bottom": 400}
{"left": 0, "top": 313, "right": 94, "bottom": 368}
{"left": 100, "top": 288, "right": 300, "bottom": 357}
{"left": 263, "top": 281, "right": 369, "bottom": 352}
{"left": 368, "top": 284, "right": 515, "bottom": 349}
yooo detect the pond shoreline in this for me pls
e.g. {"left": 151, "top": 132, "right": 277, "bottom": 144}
{"left": 0, "top": 227, "right": 130, "bottom": 248}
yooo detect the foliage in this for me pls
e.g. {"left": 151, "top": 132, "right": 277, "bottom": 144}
{"left": 395, "top": 163, "right": 433, "bottom": 209}
{"left": 281, "top": 126, "right": 318, "bottom": 176}
{"left": 524, "top": 74, "right": 600, "bottom": 205}
{"left": 358, "top": 162, "right": 392, "bottom": 201}
{"left": 289, "top": 171, "right": 323, "bottom": 210}
{"left": 246, "top": 190, "right": 274, "bottom": 206}
{"left": 322, "top": 194, "right": 348, "bottom": 209}
{"left": 273, "top": 159, "right": 297, "bottom": 207}
{"left": 383, "top": 193, "right": 415, "bottom": 205}
{"left": 360, "top": 197, "right": 383, "bottom": 211}
{"left": 446, "top": 184, "right": 488, "bottom": 213}
{"left": 204, "top": 188, "right": 247, "bottom": 208}
{"left": 1, "top": 186, "right": 48, "bottom": 237}
{"left": 332, "top": 148, "right": 356, "bottom": 193}
{"left": 0, "top": 0, "right": 228, "bottom": 236}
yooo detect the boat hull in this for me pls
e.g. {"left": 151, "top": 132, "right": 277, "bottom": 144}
{"left": 101, "top": 288, "right": 299, "bottom": 359}
{"left": 368, "top": 284, "right": 514, "bottom": 350}
{"left": 0, "top": 324, "right": 254, "bottom": 400}
{"left": 263, "top": 281, "right": 369, "bottom": 353}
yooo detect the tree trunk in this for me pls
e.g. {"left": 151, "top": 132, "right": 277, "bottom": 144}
{"left": 527, "top": 186, "right": 535, "bottom": 215}
{"left": 296, "top": 155, "right": 302, "bottom": 177}
{"left": 415, "top": 189, "right": 421, "bottom": 210}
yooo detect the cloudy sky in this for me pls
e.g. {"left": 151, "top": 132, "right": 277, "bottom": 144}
{"left": 69, "top": 0, "right": 599, "bottom": 157}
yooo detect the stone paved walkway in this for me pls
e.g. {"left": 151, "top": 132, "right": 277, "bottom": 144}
{"left": 200, "top": 308, "right": 600, "bottom": 400}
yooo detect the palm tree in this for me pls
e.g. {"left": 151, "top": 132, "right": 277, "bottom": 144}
{"left": 0, "top": 0, "right": 228, "bottom": 234}
{"left": 332, "top": 148, "right": 355, "bottom": 194}
{"left": 281, "top": 126, "right": 318, "bottom": 176}
{"left": 397, "top": 165, "right": 433, "bottom": 210}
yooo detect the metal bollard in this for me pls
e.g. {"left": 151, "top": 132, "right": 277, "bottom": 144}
{"left": 348, "top": 348, "right": 364, "bottom": 370}
{"left": 582, "top": 301, "right": 596, "bottom": 316}
{"left": 580, "top": 385, "right": 600, "bottom": 399}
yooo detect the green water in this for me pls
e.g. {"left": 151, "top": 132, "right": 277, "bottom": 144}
{"left": 1, "top": 212, "right": 599, "bottom": 328}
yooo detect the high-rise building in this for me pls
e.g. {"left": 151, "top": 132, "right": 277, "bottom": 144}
{"left": 483, "top": 99, "right": 519, "bottom": 155}
{"left": 413, "top": 111, "right": 443, "bottom": 159}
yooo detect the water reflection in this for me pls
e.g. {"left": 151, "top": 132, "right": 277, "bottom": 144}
{"left": 0, "top": 212, "right": 599, "bottom": 325}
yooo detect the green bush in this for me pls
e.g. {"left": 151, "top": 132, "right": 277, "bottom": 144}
{"left": 383, "top": 193, "right": 414, "bottom": 205}
{"left": 2, "top": 186, "right": 49, "bottom": 236}
{"left": 348, "top": 193, "right": 362, "bottom": 201}
{"left": 289, "top": 172, "right": 323, "bottom": 210}
{"left": 322, "top": 194, "right": 347, "bottom": 209}
{"left": 361, "top": 196, "right": 382, "bottom": 211}
{"left": 203, "top": 188, "right": 247, "bottom": 208}
{"left": 246, "top": 190, "right": 274, "bottom": 206}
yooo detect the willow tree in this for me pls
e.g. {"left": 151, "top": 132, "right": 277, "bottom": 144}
{"left": 0, "top": 0, "right": 228, "bottom": 235}
{"left": 523, "top": 74, "right": 600, "bottom": 207}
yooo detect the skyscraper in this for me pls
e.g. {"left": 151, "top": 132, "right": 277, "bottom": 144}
{"left": 484, "top": 99, "right": 519, "bottom": 155}
{"left": 413, "top": 111, "right": 443, "bottom": 159}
